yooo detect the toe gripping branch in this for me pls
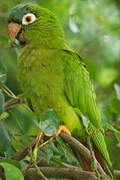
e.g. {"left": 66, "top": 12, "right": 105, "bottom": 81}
{"left": 54, "top": 125, "right": 71, "bottom": 137}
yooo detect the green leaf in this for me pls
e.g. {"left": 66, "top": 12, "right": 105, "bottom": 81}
{"left": 0, "top": 74, "right": 7, "bottom": 84}
{"left": 33, "top": 145, "right": 39, "bottom": 161}
{"left": 0, "top": 112, "right": 9, "bottom": 121}
{"left": 114, "top": 83, "right": 120, "bottom": 100}
{"left": 0, "top": 123, "right": 11, "bottom": 153}
{"left": 103, "top": 122, "right": 115, "bottom": 131}
{"left": 103, "top": 122, "right": 120, "bottom": 144}
{"left": 47, "top": 141, "right": 59, "bottom": 155}
{"left": 39, "top": 109, "right": 60, "bottom": 136}
{"left": 20, "top": 160, "right": 28, "bottom": 169}
{"left": 56, "top": 136, "right": 80, "bottom": 166}
{"left": 0, "top": 60, "right": 7, "bottom": 84}
{"left": 5, "top": 146, "right": 16, "bottom": 159}
{"left": 91, "top": 158, "right": 98, "bottom": 170}
{"left": 0, "top": 159, "right": 21, "bottom": 170}
{"left": 0, "top": 162, "right": 24, "bottom": 180}
{"left": 0, "top": 90, "right": 5, "bottom": 114}
{"left": 46, "top": 148, "right": 54, "bottom": 163}
{"left": 6, "top": 106, "right": 39, "bottom": 135}
{"left": 114, "top": 131, "right": 120, "bottom": 144}
{"left": 20, "top": 135, "right": 30, "bottom": 146}
{"left": 81, "top": 114, "right": 90, "bottom": 128}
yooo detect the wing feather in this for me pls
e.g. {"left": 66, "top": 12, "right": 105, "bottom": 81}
{"left": 63, "top": 50, "right": 101, "bottom": 128}
{"left": 63, "top": 50, "right": 111, "bottom": 166}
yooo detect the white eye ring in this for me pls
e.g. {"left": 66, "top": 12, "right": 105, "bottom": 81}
{"left": 22, "top": 13, "right": 36, "bottom": 25}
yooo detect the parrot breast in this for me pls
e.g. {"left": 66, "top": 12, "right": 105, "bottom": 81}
{"left": 18, "top": 46, "right": 86, "bottom": 139}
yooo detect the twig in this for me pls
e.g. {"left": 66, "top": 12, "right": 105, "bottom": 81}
{"left": 0, "top": 85, "right": 16, "bottom": 99}
{"left": 24, "top": 167, "right": 97, "bottom": 180}
{"left": 5, "top": 93, "right": 25, "bottom": 110}
{"left": 28, "top": 147, "right": 48, "bottom": 180}
{"left": 39, "top": 137, "right": 54, "bottom": 149}
{"left": 12, "top": 140, "right": 36, "bottom": 161}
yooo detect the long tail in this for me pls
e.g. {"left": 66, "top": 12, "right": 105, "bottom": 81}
{"left": 87, "top": 123, "right": 112, "bottom": 168}
{"left": 80, "top": 154, "right": 93, "bottom": 171}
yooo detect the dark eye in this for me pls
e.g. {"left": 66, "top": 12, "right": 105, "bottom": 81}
{"left": 22, "top": 13, "right": 36, "bottom": 25}
{"left": 25, "top": 16, "right": 31, "bottom": 22}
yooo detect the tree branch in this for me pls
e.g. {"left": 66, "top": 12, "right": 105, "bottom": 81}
{"left": 60, "top": 132, "right": 108, "bottom": 180}
{"left": 114, "top": 170, "right": 120, "bottom": 179}
{"left": 24, "top": 167, "right": 97, "bottom": 180}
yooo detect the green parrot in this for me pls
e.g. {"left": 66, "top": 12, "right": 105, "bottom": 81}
{"left": 8, "top": 4, "right": 112, "bottom": 168}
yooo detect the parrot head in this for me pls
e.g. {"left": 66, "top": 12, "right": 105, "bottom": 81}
{"left": 8, "top": 4, "right": 65, "bottom": 48}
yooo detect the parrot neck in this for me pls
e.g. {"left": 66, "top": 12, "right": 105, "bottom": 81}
{"left": 20, "top": 38, "right": 68, "bottom": 50}
{"left": 32, "top": 38, "right": 66, "bottom": 49}
{"left": 23, "top": 22, "right": 66, "bottom": 49}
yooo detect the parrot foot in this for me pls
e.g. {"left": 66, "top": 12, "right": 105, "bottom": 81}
{"left": 54, "top": 125, "right": 71, "bottom": 137}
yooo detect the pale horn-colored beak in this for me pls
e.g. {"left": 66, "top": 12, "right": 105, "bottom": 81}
{"left": 8, "top": 22, "right": 21, "bottom": 42}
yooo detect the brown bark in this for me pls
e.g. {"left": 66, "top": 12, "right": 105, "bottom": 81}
{"left": 24, "top": 167, "right": 97, "bottom": 180}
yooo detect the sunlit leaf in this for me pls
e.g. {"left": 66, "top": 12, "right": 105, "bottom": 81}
{"left": 91, "top": 158, "right": 98, "bottom": 170}
{"left": 33, "top": 145, "right": 39, "bottom": 161}
{"left": 0, "top": 162, "right": 24, "bottom": 180}
{"left": 114, "top": 83, "right": 120, "bottom": 100}
{"left": 39, "top": 109, "right": 60, "bottom": 136}
{"left": 0, "top": 74, "right": 7, "bottom": 84}
{"left": 81, "top": 114, "right": 90, "bottom": 128}
{"left": 0, "top": 112, "right": 9, "bottom": 121}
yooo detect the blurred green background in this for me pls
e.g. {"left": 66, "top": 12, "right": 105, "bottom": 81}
{"left": 1, "top": 0, "right": 120, "bottom": 170}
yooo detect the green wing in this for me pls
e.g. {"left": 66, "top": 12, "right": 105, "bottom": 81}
{"left": 63, "top": 50, "right": 111, "bottom": 167}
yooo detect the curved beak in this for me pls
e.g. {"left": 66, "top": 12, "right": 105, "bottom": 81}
{"left": 8, "top": 22, "right": 21, "bottom": 42}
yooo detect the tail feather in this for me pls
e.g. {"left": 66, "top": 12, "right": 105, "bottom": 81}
{"left": 87, "top": 123, "right": 112, "bottom": 167}
{"left": 80, "top": 154, "right": 93, "bottom": 171}
{"left": 94, "top": 144, "right": 103, "bottom": 166}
